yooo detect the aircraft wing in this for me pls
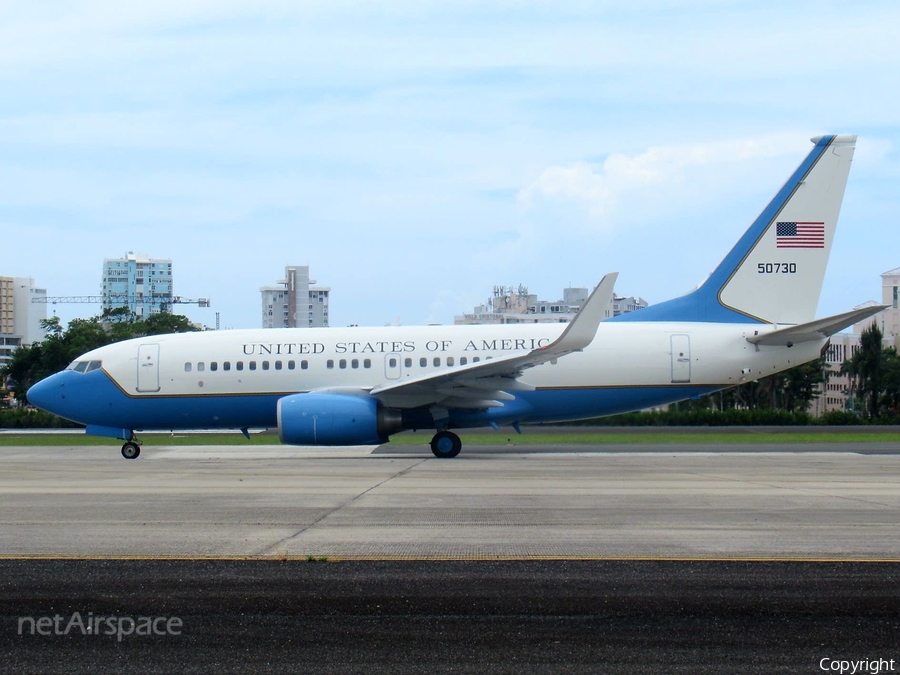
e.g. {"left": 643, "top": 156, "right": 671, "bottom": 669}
{"left": 370, "top": 273, "right": 618, "bottom": 410}
{"left": 746, "top": 304, "right": 888, "bottom": 347}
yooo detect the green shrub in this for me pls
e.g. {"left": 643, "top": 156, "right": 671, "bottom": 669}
{"left": 0, "top": 408, "right": 82, "bottom": 429}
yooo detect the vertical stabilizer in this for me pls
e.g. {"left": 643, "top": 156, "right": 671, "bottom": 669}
{"left": 614, "top": 134, "right": 856, "bottom": 325}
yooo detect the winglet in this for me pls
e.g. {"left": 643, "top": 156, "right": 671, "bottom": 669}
{"left": 541, "top": 272, "right": 617, "bottom": 356}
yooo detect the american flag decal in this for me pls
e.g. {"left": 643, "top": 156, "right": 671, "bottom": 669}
{"left": 775, "top": 221, "right": 825, "bottom": 248}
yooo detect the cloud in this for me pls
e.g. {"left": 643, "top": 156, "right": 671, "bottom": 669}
{"left": 518, "top": 133, "right": 802, "bottom": 229}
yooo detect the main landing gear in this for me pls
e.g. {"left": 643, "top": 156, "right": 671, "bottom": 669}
{"left": 121, "top": 440, "right": 141, "bottom": 460}
{"left": 430, "top": 430, "right": 462, "bottom": 459}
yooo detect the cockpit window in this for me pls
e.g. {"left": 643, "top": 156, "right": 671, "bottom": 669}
{"left": 67, "top": 360, "right": 101, "bottom": 374}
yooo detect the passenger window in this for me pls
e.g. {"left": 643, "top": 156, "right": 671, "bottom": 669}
{"left": 473, "top": 357, "right": 480, "bottom": 363}
{"left": 197, "top": 362, "right": 205, "bottom": 372}
{"left": 223, "top": 362, "right": 231, "bottom": 371}
{"left": 339, "top": 359, "right": 347, "bottom": 369}
{"left": 262, "top": 361, "right": 270, "bottom": 371}
{"left": 363, "top": 359, "right": 371, "bottom": 368}
{"left": 236, "top": 361, "right": 244, "bottom": 371}
{"left": 210, "top": 362, "right": 218, "bottom": 372}
{"left": 327, "top": 360, "right": 334, "bottom": 369}
{"left": 275, "top": 361, "right": 283, "bottom": 370}
{"left": 389, "top": 357, "right": 397, "bottom": 368}
{"left": 301, "top": 360, "right": 308, "bottom": 370}
{"left": 433, "top": 357, "right": 441, "bottom": 367}
{"left": 249, "top": 361, "right": 257, "bottom": 371}
{"left": 404, "top": 358, "right": 412, "bottom": 368}
{"left": 460, "top": 357, "right": 467, "bottom": 365}
{"left": 447, "top": 357, "right": 455, "bottom": 366}
{"left": 352, "top": 359, "right": 359, "bottom": 369}
{"left": 420, "top": 357, "right": 427, "bottom": 367}
{"left": 287, "top": 360, "right": 295, "bottom": 370}
{"left": 184, "top": 363, "right": 192, "bottom": 373}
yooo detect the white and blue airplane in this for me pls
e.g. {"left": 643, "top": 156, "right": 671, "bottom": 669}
{"left": 27, "top": 134, "right": 884, "bottom": 459}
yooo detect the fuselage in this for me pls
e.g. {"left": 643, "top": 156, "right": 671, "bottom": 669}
{"left": 27, "top": 321, "right": 823, "bottom": 435}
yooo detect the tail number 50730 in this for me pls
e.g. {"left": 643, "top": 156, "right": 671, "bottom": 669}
{"left": 758, "top": 262, "right": 796, "bottom": 274}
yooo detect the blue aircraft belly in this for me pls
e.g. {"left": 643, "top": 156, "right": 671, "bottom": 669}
{"left": 70, "top": 372, "right": 281, "bottom": 431}
{"left": 446, "top": 385, "right": 722, "bottom": 429}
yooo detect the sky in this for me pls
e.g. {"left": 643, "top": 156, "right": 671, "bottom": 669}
{"left": 2, "top": 0, "right": 899, "bottom": 331}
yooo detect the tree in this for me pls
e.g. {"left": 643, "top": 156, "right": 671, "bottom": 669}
{"left": 842, "top": 322, "right": 886, "bottom": 419}
{"left": 711, "top": 357, "right": 827, "bottom": 413}
{"left": 779, "top": 357, "right": 828, "bottom": 413}
{"left": 880, "top": 348, "right": 900, "bottom": 417}
{"left": 1, "top": 341, "right": 45, "bottom": 404}
{"left": 140, "top": 312, "right": 198, "bottom": 336}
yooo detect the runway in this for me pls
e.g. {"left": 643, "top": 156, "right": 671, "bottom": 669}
{"left": 2, "top": 442, "right": 899, "bottom": 672}
{"left": 0, "top": 441, "right": 898, "bottom": 559}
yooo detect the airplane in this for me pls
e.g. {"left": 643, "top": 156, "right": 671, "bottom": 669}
{"left": 27, "top": 134, "right": 885, "bottom": 460}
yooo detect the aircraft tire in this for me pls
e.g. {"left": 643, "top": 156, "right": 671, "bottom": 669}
{"left": 121, "top": 442, "right": 141, "bottom": 460}
{"left": 430, "top": 430, "right": 462, "bottom": 459}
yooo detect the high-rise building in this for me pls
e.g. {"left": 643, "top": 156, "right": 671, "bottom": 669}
{"left": 0, "top": 277, "right": 12, "bottom": 336}
{"left": 0, "top": 276, "right": 47, "bottom": 373}
{"left": 102, "top": 253, "right": 173, "bottom": 318}
{"left": 261, "top": 266, "right": 330, "bottom": 328}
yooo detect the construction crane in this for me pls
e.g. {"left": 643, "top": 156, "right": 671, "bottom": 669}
{"left": 33, "top": 295, "right": 210, "bottom": 313}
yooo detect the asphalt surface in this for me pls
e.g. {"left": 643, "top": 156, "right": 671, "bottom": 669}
{"left": 2, "top": 559, "right": 899, "bottom": 674}
{"left": 2, "top": 439, "right": 900, "bottom": 672}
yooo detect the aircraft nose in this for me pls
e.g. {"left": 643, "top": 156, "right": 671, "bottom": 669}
{"left": 26, "top": 375, "right": 65, "bottom": 415}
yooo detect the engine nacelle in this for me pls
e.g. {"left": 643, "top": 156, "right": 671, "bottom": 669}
{"left": 276, "top": 393, "right": 402, "bottom": 446}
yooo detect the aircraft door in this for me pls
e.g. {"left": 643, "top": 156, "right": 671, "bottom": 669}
{"left": 384, "top": 353, "right": 401, "bottom": 380}
{"left": 670, "top": 334, "right": 691, "bottom": 384}
{"left": 137, "top": 343, "right": 161, "bottom": 392}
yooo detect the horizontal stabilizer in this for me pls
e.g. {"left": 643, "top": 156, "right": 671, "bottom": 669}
{"left": 746, "top": 305, "right": 888, "bottom": 347}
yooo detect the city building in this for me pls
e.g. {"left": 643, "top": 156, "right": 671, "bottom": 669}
{"left": 809, "top": 268, "right": 900, "bottom": 416}
{"left": 454, "top": 284, "right": 648, "bottom": 325}
{"left": 611, "top": 295, "right": 650, "bottom": 318}
{"left": 0, "top": 276, "right": 47, "bottom": 374}
{"left": 102, "top": 253, "right": 173, "bottom": 318}
{"left": 880, "top": 267, "right": 900, "bottom": 338}
{"left": 261, "top": 266, "right": 330, "bottom": 328}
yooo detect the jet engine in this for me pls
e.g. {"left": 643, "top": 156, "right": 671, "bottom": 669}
{"left": 276, "top": 393, "right": 403, "bottom": 446}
